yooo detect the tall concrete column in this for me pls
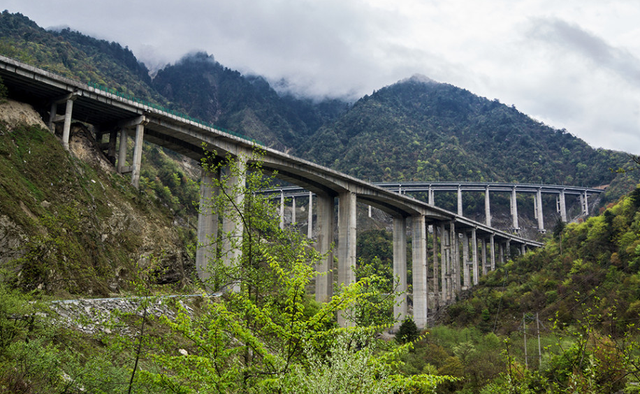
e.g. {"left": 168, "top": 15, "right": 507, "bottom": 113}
{"left": 506, "top": 239, "right": 511, "bottom": 260}
{"left": 559, "top": 190, "right": 567, "bottom": 222}
{"left": 196, "top": 168, "right": 220, "bottom": 282}
{"left": 307, "top": 191, "right": 313, "bottom": 239}
{"left": 393, "top": 216, "right": 408, "bottom": 325}
{"left": 291, "top": 197, "right": 296, "bottom": 224}
{"left": 48, "top": 102, "right": 57, "bottom": 133}
{"left": 499, "top": 242, "right": 505, "bottom": 264}
{"left": 61, "top": 98, "right": 75, "bottom": 151}
{"left": 117, "top": 129, "right": 128, "bottom": 173}
{"left": 412, "top": 215, "right": 428, "bottom": 329}
{"left": 431, "top": 224, "right": 439, "bottom": 303}
{"left": 462, "top": 232, "right": 470, "bottom": 289}
{"left": 130, "top": 122, "right": 145, "bottom": 188}
{"left": 511, "top": 187, "right": 519, "bottom": 231}
{"left": 490, "top": 234, "right": 496, "bottom": 271}
{"left": 338, "top": 191, "right": 357, "bottom": 327}
{"left": 581, "top": 191, "right": 589, "bottom": 215}
{"left": 221, "top": 155, "right": 246, "bottom": 293}
{"left": 536, "top": 188, "right": 544, "bottom": 231}
{"left": 481, "top": 238, "right": 487, "bottom": 276}
{"left": 457, "top": 186, "right": 463, "bottom": 216}
{"left": 450, "top": 221, "right": 458, "bottom": 296}
{"left": 279, "top": 192, "right": 285, "bottom": 229}
{"left": 485, "top": 186, "right": 491, "bottom": 226}
{"left": 428, "top": 187, "right": 434, "bottom": 205}
{"left": 521, "top": 244, "right": 526, "bottom": 256}
{"left": 472, "top": 228, "right": 479, "bottom": 285}
{"left": 315, "top": 194, "right": 334, "bottom": 303}
{"left": 440, "top": 223, "right": 446, "bottom": 303}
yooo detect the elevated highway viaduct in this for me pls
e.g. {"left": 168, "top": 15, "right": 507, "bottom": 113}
{"left": 0, "top": 55, "right": 545, "bottom": 327}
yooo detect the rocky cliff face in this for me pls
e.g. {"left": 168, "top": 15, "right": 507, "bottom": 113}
{"left": 0, "top": 99, "right": 194, "bottom": 296}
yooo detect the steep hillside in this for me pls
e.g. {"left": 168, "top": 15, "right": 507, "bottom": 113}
{"left": 0, "top": 99, "right": 194, "bottom": 296}
{"left": 445, "top": 183, "right": 640, "bottom": 333}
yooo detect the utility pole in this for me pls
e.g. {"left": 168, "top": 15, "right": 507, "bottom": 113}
{"left": 537, "top": 312, "right": 542, "bottom": 369}
{"left": 523, "top": 313, "right": 528, "bottom": 369}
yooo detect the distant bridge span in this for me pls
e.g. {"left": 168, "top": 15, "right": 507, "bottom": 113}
{"left": 263, "top": 182, "right": 604, "bottom": 234}
{"left": 0, "top": 55, "right": 547, "bottom": 327}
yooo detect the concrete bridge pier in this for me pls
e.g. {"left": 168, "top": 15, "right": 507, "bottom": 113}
{"left": 337, "top": 191, "right": 357, "bottom": 327}
{"left": 511, "top": 187, "right": 519, "bottom": 232}
{"left": 485, "top": 186, "right": 491, "bottom": 226}
{"left": 472, "top": 228, "right": 479, "bottom": 285}
{"left": 115, "top": 116, "right": 147, "bottom": 188}
{"left": 450, "top": 221, "right": 459, "bottom": 296}
{"left": 219, "top": 156, "right": 246, "bottom": 293}
{"left": 196, "top": 168, "right": 220, "bottom": 282}
{"left": 314, "top": 194, "right": 334, "bottom": 303}
{"left": 457, "top": 186, "right": 463, "bottom": 216}
{"left": 535, "top": 188, "right": 544, "bottom": 232}
{"left": 462, "top": 231, "right": 470, "bottom": 289}
{"left": 307, "top": 192, "right": 313, "bottom": 239}
{"left": 490, "top": 234, "right": 496, "bottom": 271}
{"left": 431, "top": 224, "right": 439, "bottom": 306}
{"left": 557, "top": 190, "right": 567, "bottom": 222}
{"left": 393, "top": 216, "right": 408, "bottom": 326}
{"left": 279, "top": 192, "right": 285, "bottom": 229}
{"left": 48, "top": 93, "right": 77, "bottom": 150}
{"left": 439, "top": 223, "right": 447, "bottom": 303}
{"left": 580, "top": 191, "right": 589, "bottom": 215}
{"left": 481, "top": 238, "right": 488, "bottom": 276}
{"left": 412, "top": 215, "right": 428, "bottom": 329}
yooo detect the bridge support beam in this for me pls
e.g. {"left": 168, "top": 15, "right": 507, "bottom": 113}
{"left": 439, "top": 223, "right": 447, "bottom": 303}
{"left": 196, "top": 168, "right": 220, "bottom": 282}
{"left": 581, "top": 191, "right": 589, "bottom": 215}
{"left": 307, "top": 192, "right": 313, "bottom": 239}
{"left": 412, "top": 215, "right": 428, "bottom": 329}
{"left": 490, "top": 234, "right": 496, "bottom": 271}
{"left": 431, "top": 224, "right": 439, "bottom": 307}
{"left": 393, "top": 216, "right": 408, "bottom": 326}
{"left": 279, "top": 192, "right": 285, "bottom": 229}
{"left": 472, "top": 228, "right": 479, "bottom": 286}
{"left": 450, "top": 221, "right": 459, "bottom": 297}
{"left": 457, "top": 186, "right": 463, "bottom": 216}
{"left": 117, "top": 129, "right": 128, "bottom": 173}
{"left": 131, "top": 122, "right": 145, "bottom": 188}
{"left": 485, "top": 186, "right": 491, "bottom": 227}
{"left": 511, "top": 187, "right": 519, "bottom": 232}
{"left": 315, "top": 194, "right": 334, "bottom": 303}
{"left": 462, "top": 231, "right": 470, "bottom": 289}
{"left": 557, "top": 190, "right": 567, "bottom": 222}
{"left": 536, "top": 188, "right": 544, "bottom": 232}
{"left": 338, "top": 191, "right": 357, "bottom": 327}
{"left": 220, "top": 157, "right": 246, "bottom": 292}
{"left": 291, "top": 197, "right": 296, "bottom": 224}
{"left": 481, "top": 237, "right": 487, "bottom": 276}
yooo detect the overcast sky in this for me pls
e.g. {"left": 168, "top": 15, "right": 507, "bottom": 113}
{"left": 4, "top": 0, "right": 640, "bottom": 155}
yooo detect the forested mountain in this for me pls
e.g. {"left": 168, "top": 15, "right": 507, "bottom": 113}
{"left": 152, "top": 52, "right": 349, "bottom": 150}
{"left": 297, "top": 75, "right": 630, "bottom": 189}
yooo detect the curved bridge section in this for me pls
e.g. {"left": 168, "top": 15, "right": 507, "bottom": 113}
{"left": 264, "top": 182, "right": 604, "bottom": 233}
{"left": 0, "top": 55, "right": 544, "bottom": 328}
